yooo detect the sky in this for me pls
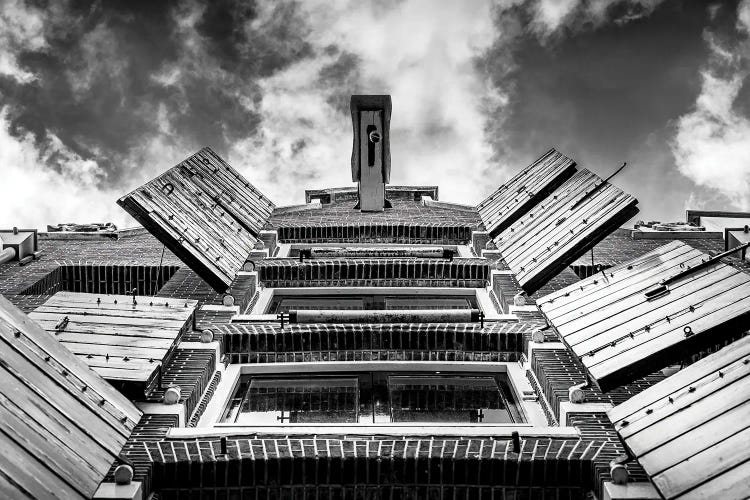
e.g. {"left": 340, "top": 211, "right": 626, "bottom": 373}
{"left": 0, "top": 0, "right": 749, "bottom": 229}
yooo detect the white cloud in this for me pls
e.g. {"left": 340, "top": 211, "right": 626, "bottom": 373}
{"left": 739, "top": 0, "right": 750, "bottom": 33}
{"left": 0, "top": 0, "right": 679, "bottom": 228}
{"left": 0, "top": 107, "right": 125, "bottom": 228}
{"left": 229, "top": 0, "right": 503, "bottom": 205}
{"left": 670, "top": 2, "right": 750, "bottom": 210}
{"left": 526, "top": 0, "right": 666, "bottom": 39}
{"left": 0, "top": 0, "right": 46, "bottom": 82}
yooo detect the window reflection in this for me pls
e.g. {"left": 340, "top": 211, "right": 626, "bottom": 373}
{"left": 269, "top": 294, "right": 476, "bottom": 313}
{"left": 223, "top": 373, "right": 519, "bottom": 425}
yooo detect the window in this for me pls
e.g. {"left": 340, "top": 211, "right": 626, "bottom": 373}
{"left": 268, "top": 293, "right": 478, "bottom": 313}
{"left": 221, "top": 371, "right": 522, "bottom": 425}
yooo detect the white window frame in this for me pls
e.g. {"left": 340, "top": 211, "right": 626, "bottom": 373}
{"left": 272, "top": 243, "right": 476, "bottom": 259}
{"left": 235, "top": 286, "right": 516, "bottom": 321}
{"left": 191, "top": 360, "right": 557, "bottom": 435}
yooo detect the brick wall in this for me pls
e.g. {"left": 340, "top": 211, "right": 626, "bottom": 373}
{"left": 20, "top": 263, "right": 179, "bottom": 295}
{"left": 216, "top": 323, "right": 530, "bottom": 363}
{"left": 266, "top": 198, "right": 483, "bottom": 231}
{"left": 258, "top": 258, "right": 489, "bottom": 288}
{"left": 146, "top": 435, "right": 607, "bottom": 498}
{"left": 531, "top": 348, "right": 666, "bottom": 420}
{"left": 566, "top": 412, "right": 650, "bottom": 494}
{"left": 275, "top": 223, "right": 477, "bottom": 245}
{"left": 145, "top": 349, "right": 217, "bottom": 421}
{"left": 106, "top": 414, "right": 179, "bottom": 496}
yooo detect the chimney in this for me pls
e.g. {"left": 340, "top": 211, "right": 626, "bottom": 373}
{"left": 350, "top": 95, "right": 392, "bottom": 211}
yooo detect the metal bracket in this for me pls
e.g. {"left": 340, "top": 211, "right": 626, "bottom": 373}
{"left": 662, "top": 241, "right": 750, "bottom": 286}
{"left": 277, "top": 312, "right": 290, "bottom": 329}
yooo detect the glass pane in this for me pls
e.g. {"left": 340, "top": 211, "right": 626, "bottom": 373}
{"left": 269, "top": 294, "right": 476, "bottom": 313}
{"left": 273, "top": 297, "right": 365, "bottom": 313}
{"left": 228, "top": 377, "right": 359, "bottom": 424}
{"left": 387, "top": 375, "right": 513, "bottom": 424}
{"left": 384, "top": 297, "right": 473, "bottom": 310}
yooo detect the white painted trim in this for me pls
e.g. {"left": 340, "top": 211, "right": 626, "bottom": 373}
{"left": 168, "top": 425, "right": 580, "bottom": 439}
{"left": 272, "top": 201, "right": 323, "bottom": 215}
{"left": 249, "top": 287, "right": 274, "bottom": 314}
{"left": 246, "top": 248, "right": 269, "bottom": 258}
{"left": 196, "top": 364, "right": 242, "bottom": 427}
{"left": 558, "top": 402, "right": 614, "bottom": 426}
{"left": 239, "top": 286, "right": 517, "bottom": 321}
{"left": 199, "top": 361, "right": 557, "bottom": 433}
{"left": 235, "top": 360, "right": 510, "bottom": 374}
{"left": 275, "top": 243, "right": 292, "bottom": 257}
{"left": 602, "top": 481, "right": 661, "bottom": 500}
{"left": 178, "top": 341, "right": 221, "bottom": 359}
{"left": 505, "top": 362, "right": 548, "bottom": 427}
{"left": 136, "top": 401, "right": 186, "bottom": 427}
{"left": 421, "top": 196, "right": 477, "bottom": 212}
{"left": 509, "top": 305, "right": 541, "bottom": 313}
{"left": 527, "top": 341, "right": 566, "bottom": 365}
{"left": 93, "top": 481, "right": 143, "bottom": 500}
{"left": 272, "top": 243, "right": 473, "bottom": 258}
{"left": 200, "top": 304, "right": 240, "bottom": 314}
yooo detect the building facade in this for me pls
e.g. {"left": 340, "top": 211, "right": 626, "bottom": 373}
{"left": 1, "top": 96, "right": 748, "bottom": 500}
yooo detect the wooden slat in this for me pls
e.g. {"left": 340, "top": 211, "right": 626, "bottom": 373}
{"left": 609, "top": 335, "right": 750, "bottom": 422}
{"left": 495, "top": 168, "right": 638, "bottom": 294}
{"left": 0, "top": 296, "right": 140, "bottom": 426}
{"left": 0, "top": 295, "right": 142, "bottom": 499}
{"left": 0, "top": 391, "right": 108, "bottom": 494}
{"left": 117, "top": 146, "right": 274, "bottom": 292}
{"left": 540, "top": 243, "right": 704, "bottom": 323}
{"left": 539, "top": 241, "right": 750, "bottom": 390}
{"left": 477, "top": 148, "right": 577, "bottom": 236}
{"left": 607, "top": 337, "right": 750, "bottom": 499}
{"left": 570, "top": 265, "right": 745, "bottom": 352}
{"left": 539, "top": 240, "right": 688, "bottom": 307}
{"left": 0, "top": 431, "right": 84, "bottom": 499}
{"left": 27, "top": 292, "right": 196, "bottom": 389}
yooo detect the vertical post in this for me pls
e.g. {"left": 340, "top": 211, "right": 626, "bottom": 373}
{"left": 359, "top": 110, "right": 385, "bottom": 211}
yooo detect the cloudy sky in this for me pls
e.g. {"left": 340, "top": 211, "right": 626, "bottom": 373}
{"left": 1, "top": 0, "right": 749, "bottom": 228}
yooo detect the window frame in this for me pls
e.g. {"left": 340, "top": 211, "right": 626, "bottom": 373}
{"left": 235, "top": 286, "right": 514, "bottom": 321}
{"left": 195, "top": 360, "right": 555, "bottom": 434}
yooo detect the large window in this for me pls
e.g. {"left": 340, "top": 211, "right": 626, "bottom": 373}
{"left": 268, "top": 293, "right": 478, "bottom": 313}
{"left": 221, "top": 372, "right": 522, "bottom": 425}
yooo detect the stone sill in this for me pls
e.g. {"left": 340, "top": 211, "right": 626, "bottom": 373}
{"left": 168, "top": 424, "right": 581, "bottom": 440}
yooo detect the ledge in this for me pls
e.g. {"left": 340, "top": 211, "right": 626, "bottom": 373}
{"left": 167, "top": 424, "right": 581, "bottom": 439}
